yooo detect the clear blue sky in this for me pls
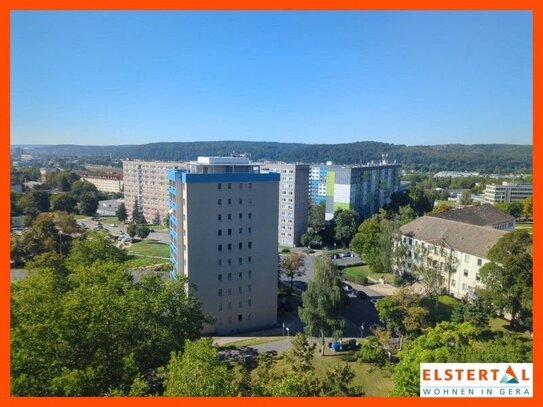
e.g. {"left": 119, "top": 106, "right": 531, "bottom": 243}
{"left": 10, "top": 11, "right": 532, "bottom": 146}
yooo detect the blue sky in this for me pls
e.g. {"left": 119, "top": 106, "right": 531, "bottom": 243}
{"left": 10, "top": 11, "right": 532, "bottom": 146}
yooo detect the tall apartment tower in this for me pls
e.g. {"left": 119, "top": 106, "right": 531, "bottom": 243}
{"left": 261, "top": 163, "right": 310, "bottom": 247}
{"left": 123, "top": 160, "right": 185, "bottom": 224}
{"left": 309, "top": 161, "right": 402, "bottom": 220}
{"left": 168, "top": 157, "right": 280, "bottom": 335}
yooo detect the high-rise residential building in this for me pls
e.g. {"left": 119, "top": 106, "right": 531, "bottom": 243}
{"left": 484, "top": 182, "right": 533, "bottom": 203}
{"left": 123, "top": 160, "right": 185, "bottom": 224}
{"left": 261, "top": 163, "right": 309, "bottom": 247}
{"left": 168, "top": 156, "right": 279, "bottom": 335}
{"left": 309, "top": 161, "right": 402, "bottom": 220}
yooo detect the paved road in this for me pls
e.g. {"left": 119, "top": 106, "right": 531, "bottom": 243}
{"left": 78, "top": 217, "right": 170, "bottom": 243}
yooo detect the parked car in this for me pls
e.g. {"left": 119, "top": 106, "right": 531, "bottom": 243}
{"left": 328, "top": 338, "right": 358, "bottom": 352}
{"left": 342, "top": 283, "right": 353, "bottom": 293}
{"left": 110, "top": 224, "right": 117, "bottom": 227}
{"left": 357, "top": 291, "right": 368, "bottom": 300}
{"left": 342, "top": 252, "right": 352, "bottom": 258}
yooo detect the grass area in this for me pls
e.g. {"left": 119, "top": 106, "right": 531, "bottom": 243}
{"left": 99, "top": 216, "right": 123, "bottom": 225}
{"left": 219, "top": 336, "right": 286, "bottom": 348}
{"left": 272, "top": 347, "right": 393, "bottom": 396}
{"left": 515, "top": 221, "right": 533, "bottom": 233}
{"left": 149, "top": 224, "right": 168, "bottom": 230}
{"left": 74, "top": 214, "right": 90, "bottom": 220}
{"left": 342, "top": 265, "right": 395, "bottom": 285}
{"left": 128, "top": 240, "right": 170, "bottom": 259}
{"left": 124, "top": 255, "right": 170, "bottom": 268}
{"left": 489, "top": 317, "right": 532, "bottom": 339}
{"left": 422, "top": 295, "right": 461, "bottom": 323}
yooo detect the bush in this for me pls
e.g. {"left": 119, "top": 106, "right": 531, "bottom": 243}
{"left": 357, "top": 336, "right": 388, "bottom": 367}
{"left": 393, "top": 276, "right": 403, "bottom": 287}
{"left": 281, "top": 248, "right": 291, "bottom": 253}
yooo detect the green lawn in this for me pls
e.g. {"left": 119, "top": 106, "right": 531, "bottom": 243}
{"left": 489, "top": 317, "right": 532, "bottom": 339}
{"left": 99, "top": 216, "right": 123, "bottom": 225}
{"left": 219, "top": 336, "right": 286, "bottom": 348}
{"left": 515, "top": 221, "right": 533, "bottom": 233}
{"left": 128, "top": 240, "right": 170, "bottom": 259}
{"left": 342, "top": 265, "right": 395, "bottom": 285}
{"left": 272, "top": 347, "right": 393, "bottom": 396}
{"left": 422, "top": 295, "right": 461, "bottom": 323}
{"left": 124, "top": 255, "right": 170, "bottom": 268}
{"left": 74, "top": 214, "right": 90, "bottom": 220}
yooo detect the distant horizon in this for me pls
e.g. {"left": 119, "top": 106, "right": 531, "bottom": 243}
{"left": 11, "top": 11, "right": 532, "bottom": 146}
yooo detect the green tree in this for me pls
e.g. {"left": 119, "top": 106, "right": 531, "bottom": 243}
{"left": 280, "top": 252, "right": 305, "bottom": 293}
{"left": 284, "top": 333, "right": 316, "bottom": 374}
{"left": 333, "top": 209, "right": 359, "bottom": 248}
{"left": 375, "top": 288, "right": 428, "bottom": 351}
{"left": 451, "top": 297, "right": 492, "bottom": 330}
{"left": 136, "top": 225, "right": 151, "bottom": 239}
{"left": 459, "top": 189, "right": 473, "bottom": 206}
{"left": 79, "top": 192, "right": 98, "bottom": 216}
{"left": 19, "top": 190, "right": 50, "bottom": 215}
{"left": 50, "top": 193, "right": 77, "bottom": 213}
{"left": 356, "top": 335, "right": 389, "bottom": 367}
{"left": 131, "top": 198, "right": 146, "bottom": 224}
{"left": 66, "top": 232, "right": 128, "bottom": 268}
{"left": 479, "top": 230, "right": 532, "bottom": 327}
{"left": 300, "top": 230, "right": 322, "bottom": 248}
{"left": 163, "top": 338, "right": 236, "bottom": 396}
{"left": 494, "top": 201, "right": 523, "bottom": 219}
{"left": 351, "top": 214, "right": 381, "bottom": 272}
{"left": 308, "top": 203, "right": 325, "bottom": 232}
{"left": 127, "top": 222, "right": 137, "bottom": 238}
{"left": 397, "top": 205, "right": 417, "bottom": 225}
{"left": 52, "top": 171, "right": 80, "bottom": 192}
{"left": 116, "top": 202, "right": 128, "bottom": 222}
{"left": 299, "top": 255, "right": 345, "bottom": 355}
{"left": 321, "top": 364, "right": 363, "bottom": 396}
{"left": 70, "top": 180, "right": 98, "bottom": 200}
{"left": 409, "top": 185, "right": 434, "bottom": 216}
{"left": 429, "top": 202, "right": 452, "bottom": 215}
{"left": 522, "top": 196, "right": 533, "bottom": 218}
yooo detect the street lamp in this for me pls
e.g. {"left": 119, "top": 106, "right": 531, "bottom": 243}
{"left": 360, "top": 322, "right": 365, "bottom": 338}
{"left": 286, "top": 327, "right": 290, "bottom": 337}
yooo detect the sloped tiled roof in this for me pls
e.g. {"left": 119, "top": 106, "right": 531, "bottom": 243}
{"left": 400, "top": 216, "right": 508, "bottom": 258}
{"left": 430, "top": 204, "right": 514, "bottom": 227}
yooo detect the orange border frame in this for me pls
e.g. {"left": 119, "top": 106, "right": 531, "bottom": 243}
{"left": 1, "top": 1, "right": 540, "bottom": 406}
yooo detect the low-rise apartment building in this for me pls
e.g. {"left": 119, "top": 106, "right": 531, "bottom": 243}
{"left": 80, "top": 173, "right": 124, "bottom": 194}
{"left": 400, "top": 216, "right": 507, "bottom": 299}
{"left": 430, "top": 204, "right": 515, "bottom": 231}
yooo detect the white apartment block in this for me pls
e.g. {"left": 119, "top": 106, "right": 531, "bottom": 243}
{"left": 261, "top": 163, "right": 309, "bottom": 247}
{"left": 400, "top": 216, "right": 507, "bottom": 300}
{"left": 484, "top": 182, "right": 532, "bottom": 203}
{"left": 123, "top": 160, "right": 185, "bottom": 224}
{"left": 168, "top": 157, "right": 279, "bottom": 335}
{"left": 80, "top": 174, "right": 124, "bottom": 194}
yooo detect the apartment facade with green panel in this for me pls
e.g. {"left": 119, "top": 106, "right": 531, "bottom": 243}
{"left": 319, "top": 163, "right": 401, "bottom": 221}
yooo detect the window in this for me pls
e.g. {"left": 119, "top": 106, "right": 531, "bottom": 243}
{"left": 218, "top": 289, "right": 222, "bottom": 297}
{"left": 228, "top": 228, "right": 232, "bottom": 235}
{"left": 239, "top": 286, "right": 243, "bottom": 294}
{"left": 239, "top": 227, "right": 243, "bottom": 234}
{"left": 228, "top": 288, "right": 232, "bottom": 296}
{"left": 228, "top": 198, "right": 232, "bottom": 205}
{"left": 248, "top": 284, "right": 252, "bottom": 292}
{"left": 228, "top": 258, "right": 232, "bottom": 265}
{"left": 228, "top": 243, "right": 232, "bottom": 251}
{"left": 239, "top": 257, "right": 243, "bottom": 264}
{"left": 248, "top": 299, "right": 252, "bottom": 307}
{"left": 238, "top": 314, "right": 242, "bottom": 322}
{"left": 463, "top": 269, "right": 469, "bottom": 277}
{"left": 477, "top": 258, "right": 483, "bottom": 266}
{"left": 249, "top": 183, "right": 252, "bottom": 189}
{"left": 218, "top": 183, "right": 222, "bottom": 190}
{"left": 464, "top": 254, "right": 470, "bottom": 263}
{"left": 228, "top": 214, "right": 232, "bottom": 220}
{"left": 218, "top": 303, "right": 222, "bottom": 311}
{"left": 248, "top": 227, "right": 252, "bottom": 234}
{"left": 248, "top": 242, "right": 252, "bottom": 249}
{"left": 218, "top": 244, "right": 222, "bottom": 252}
{"left": 239, "top": 198, "right": 243, "bottom": 204}
{"left": 218, "top": 214, "right": 222, "bottom": 221}
{"left": 248, "top": 213, "right": 252, "bottom": 219}
{"left": 218, "top": 229, "right": 222, "bottom": 236}
{"left": 218, "top": 259, "right": 222, "bottom": 266}
{"left": 476, "top": 273, "right": 481, "bottom": 281}
{"left": 248, "top": 256, "right": 252, "bottom": 263}
{"left": 239, "top": 272, "right": 243, "bottom": 279}
{"left": 218, "top": 274, "right": 222, "bottom": 281}
{"left": 218, "top": 199, "right": 222, "bottom": 206}
{"left": 239, "top": 213, "right": 243, "bottom": 220}
{"left": 451, "top": 279, "right": 456, "bottom": 287}
{"left": 228, "top": 273, "right": 232, "bottom": 281}
{"left": 239, "top": 242, "right": 243, "bottom": 249}
{"left": 248, "top": 271, "right": 252, "bottom": 279}
{"left": 462, "top": 283, "right": 468, "bottom": 291}
{"left": 228, "top": 183, "right": 232, "bottom": 190}
{"left": 228, "top": 302, "right": 232, "bottom": 310}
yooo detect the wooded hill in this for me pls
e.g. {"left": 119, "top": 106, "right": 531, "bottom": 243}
{"left": 20, "top": 141, "right": 532, "bottom": 173}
